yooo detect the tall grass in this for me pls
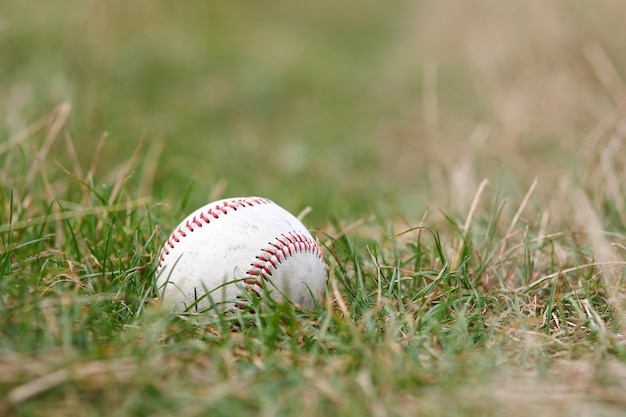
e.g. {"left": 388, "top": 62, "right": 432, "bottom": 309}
{"left": 1, "top": 1, "right": 626, "bottom": 416}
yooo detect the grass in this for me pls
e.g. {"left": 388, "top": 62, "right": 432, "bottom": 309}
{"left": 2, "top": 1, "right": 626, "bottom": 416}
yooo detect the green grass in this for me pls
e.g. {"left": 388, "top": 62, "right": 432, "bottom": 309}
{"left": 2, "top": 1, "right": 626, "bottom": 416}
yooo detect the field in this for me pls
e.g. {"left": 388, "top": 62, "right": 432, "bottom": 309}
{"left": 1, "top": 1, "right": 626, "bottom": 416}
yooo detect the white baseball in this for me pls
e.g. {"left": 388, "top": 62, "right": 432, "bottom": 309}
{"left": 156, "top": 196, "right": 327, "bottom": 314}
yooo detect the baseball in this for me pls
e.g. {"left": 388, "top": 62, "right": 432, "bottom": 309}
{"left": 156, "top": 197, "right": 327, "bottom": 314}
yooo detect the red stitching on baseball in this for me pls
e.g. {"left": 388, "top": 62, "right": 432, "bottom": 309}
{"left": 244, "top": 278, "right": 263, "bottom": 287}
{"left": 156, "top": 197, "right": 273, "bottom": 272}
{"left": 245, "top": 231, "right": 323, "bottom": 286}
{"left": 237, "top": 231, "right": 323, "bottom": 313}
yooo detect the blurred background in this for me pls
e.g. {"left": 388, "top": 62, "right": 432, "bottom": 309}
{"left": 2, "top": 0, "right": 625, "bottom": 226}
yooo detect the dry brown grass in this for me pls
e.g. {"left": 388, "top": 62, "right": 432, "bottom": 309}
{"left": 1, "top": 2, "right": 626, "bottom": 417}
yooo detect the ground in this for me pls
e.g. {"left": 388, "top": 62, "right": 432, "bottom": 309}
{"left": 1, "top": 1, "right": 625, "bottom": 416}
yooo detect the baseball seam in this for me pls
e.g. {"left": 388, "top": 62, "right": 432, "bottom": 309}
{"left": 244, "top": 231, "right": 323, "bottom": 283}
{"left": 237, "top": 231, "right": 324, "bottom": 309}
{"left": 157, "top": 197, "right": 272, "bottom": 271}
